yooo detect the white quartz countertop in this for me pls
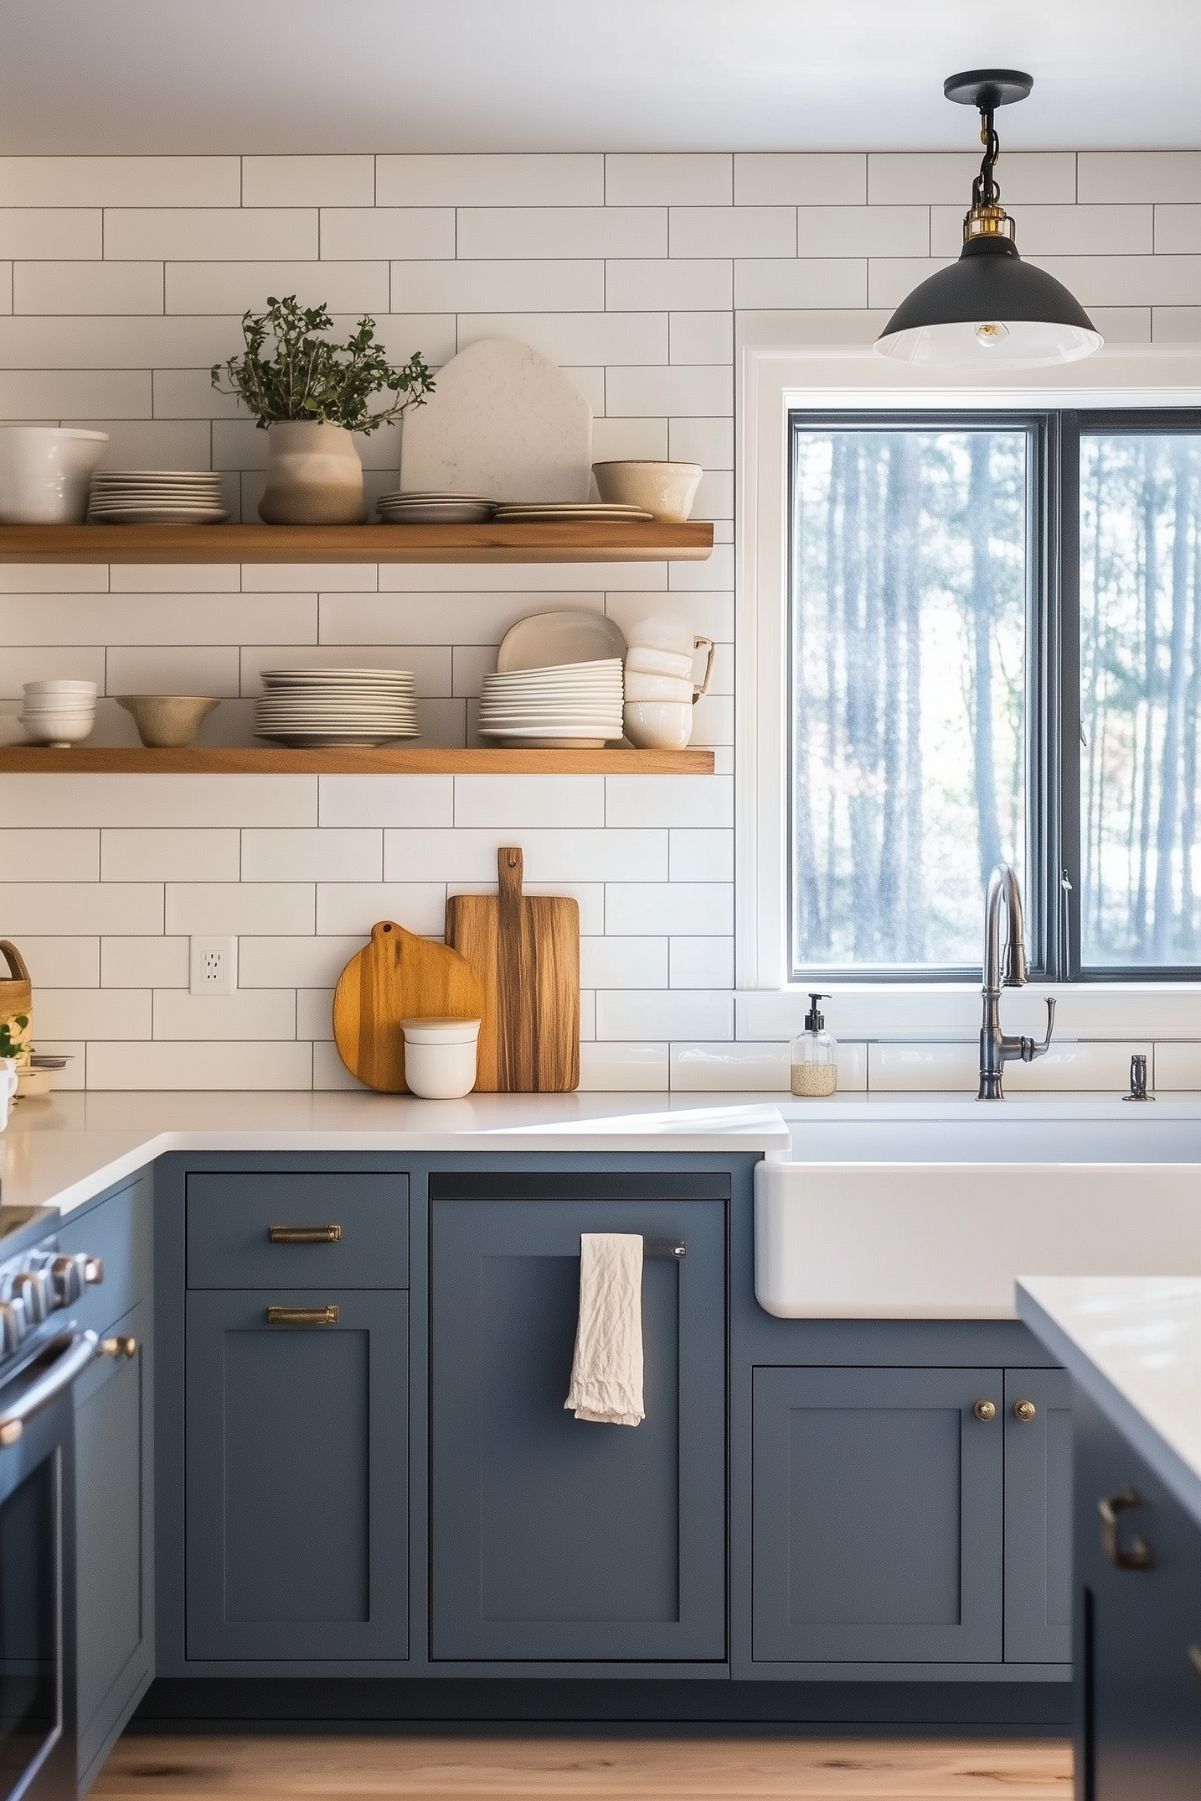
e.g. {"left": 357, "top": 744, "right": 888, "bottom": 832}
{"left": 0, "top": 1090, "right": 791, "bottom": 1219}
{"left": 1018, "top": 1275, "right": 1201, "bottom": 1528}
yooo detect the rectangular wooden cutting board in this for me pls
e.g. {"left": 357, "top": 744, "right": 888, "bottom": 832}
{"left": 446, "top": 846, "right": 580, "bottom": 1092}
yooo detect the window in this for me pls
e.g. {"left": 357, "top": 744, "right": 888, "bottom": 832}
{"left": 785, "top": 407, "right": 1201, "bottom": 982}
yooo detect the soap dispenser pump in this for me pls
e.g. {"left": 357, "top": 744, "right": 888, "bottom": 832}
{"left": 790, "top": 992, "right": 839, "bottom": 1098}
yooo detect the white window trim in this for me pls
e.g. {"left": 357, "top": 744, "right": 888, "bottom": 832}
{"left": 734, "top": 333, "right": 1201, "bottom": 1021}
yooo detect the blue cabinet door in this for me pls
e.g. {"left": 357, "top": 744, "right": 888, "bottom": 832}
{"left": 752, "top": 1367, "right": 1004, "bottom": 1664}
{"left": 1004, "top": 1367, "right": 1072, "bottom": 1664}
{"left": 429, "top": 1194, "right": 726, "bottom": 1662}
{"left": 1074, "top": 1388, "right": 1201, "bottom": 1800}
{"left": 185, "top": 1289, "right": 408, "bottom": 1661}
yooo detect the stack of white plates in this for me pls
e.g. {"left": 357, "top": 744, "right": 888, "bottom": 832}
{"left": 89, "top": 470, "right": 226, "bottom": 524}
{"left": 493, "top": 501, "right": 652, "bottom": 524}
{"left": 255, "top": 667, "right": 419, "bottom": 748}
{"left": 378, "top": 491, "right": 496, "bottom": 524}
{"left": 478, "top": 657, "right": 624, "bottom": 748}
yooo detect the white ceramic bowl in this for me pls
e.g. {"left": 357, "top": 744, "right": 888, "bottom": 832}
{"left": 20, "top": 711, "right": 95, "bottom": 746}
{"left": 623, "top": 670, "right": 695, "bottom": 703}
{"left": 400, "top": 1017, "right": 481, "bottom": 1100}
{"left": 623, "top": 699, "right": 694, "bottom": 751}
{"left": 625, "top": 645, "right": 695, "bottom": 681}
{"left": 20, "top": 699, "right": 98, "bottom": 714}
{"left": 0, "top": 427, "right": 109, "bottom": 524}
{"left": 23, "top": 679, "right": 98, "bottom": 698}
{"left": 592, "top": 460, "right": 702, "bottom": 522}
{"left": 625, "top": 614, "right": 699, "bottom": 658}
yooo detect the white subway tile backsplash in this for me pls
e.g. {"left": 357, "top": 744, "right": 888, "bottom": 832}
{"left": 734, "top": 153, "right": 866, "bottom": 206}
{"left": 14, "top": 262, "right": 164, "bottom": 316}
{"left": 319, "top": 207, "right": 456, "bottom": 259}
{"left": 152, "top": 988, "right": 296, "bottom": 1041}
{"left": 605, "top": 258, "right": 731, "bottom": 311}
{"left": 99, "top": 829, "right": 240, "bottom": 882}
{"left": 0, "top": 157, "right": 239, "bottom": 206}
{"left": 242, "top": 156, "right": 375, "bottom": 206}
{"left": 0, "top": 829, "right": 98, "bottom": 880}
{"left": 100, "top": 936, "right": 189, "bottom": 988}
{"left": 1, "top": 147, "right": 1197, "bottom": 1094}
{"left": 106, "top": 208, "right": 318, "bottom": 260}
{"left": 378, "top": 154, "right": 603, "bottom": 206}
{"left": 458, "top": 206, "right": 666, "bottom": 259}
{"left": 166, "top": 261, "right": 388, "bottom": 314}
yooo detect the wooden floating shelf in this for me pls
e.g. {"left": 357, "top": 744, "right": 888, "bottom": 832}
{"left": 0, "top": 746, "right": 716, "bottom": 776}
{"left": 0, "top": 520, "right": 713, "bottom": 565}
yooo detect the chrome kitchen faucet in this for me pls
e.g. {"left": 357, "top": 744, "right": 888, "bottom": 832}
{"left": 978, "top": 862, "right": 1056, "bottom": 1100}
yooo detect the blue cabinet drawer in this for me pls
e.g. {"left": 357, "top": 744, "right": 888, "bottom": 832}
{"left": 58, "top": 1174, "right": 153, "bottom": 1336}
{"left": 186, "top": 1173, "right": 409, "bottom": 1289}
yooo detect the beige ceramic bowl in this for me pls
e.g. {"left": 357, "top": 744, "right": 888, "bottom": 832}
{"left": 623, "top": 698, "right": 694, "bottom": 751}
{"left": 116, "top": 694, "right": 220, "bottom": 748}
{"left": 592, "top": 460, "right": 703, "bottom": 522}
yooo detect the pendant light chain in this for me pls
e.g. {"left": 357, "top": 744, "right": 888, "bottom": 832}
{"left": 971, "top": 106, "right": 1002, "bottom": 212}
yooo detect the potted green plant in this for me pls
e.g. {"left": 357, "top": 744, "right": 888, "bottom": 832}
{"left": 212, "top": 296, "right": 435, "bottom": 524}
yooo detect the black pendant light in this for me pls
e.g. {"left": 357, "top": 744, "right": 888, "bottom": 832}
{"left": 875, "top": 70, "right": 1102, "bottom": 368}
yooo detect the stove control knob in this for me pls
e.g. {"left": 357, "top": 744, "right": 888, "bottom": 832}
{"left": 49, "top": 1254, "right": 91, "bottom": 1308}
{"left": 12, "top": 1269, "right": 52, "bottom": 1326}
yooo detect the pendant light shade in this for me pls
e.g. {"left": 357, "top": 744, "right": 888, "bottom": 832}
{"left": 875, "top": 70, "right": 1102, "bottom": 369}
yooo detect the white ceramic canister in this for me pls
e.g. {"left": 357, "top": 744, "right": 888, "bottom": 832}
{"left": 0, "top": 427, "right": 109, "bottom": 524}
{"left": 400, "top": 1017, "right": 481, "bottom": 1099}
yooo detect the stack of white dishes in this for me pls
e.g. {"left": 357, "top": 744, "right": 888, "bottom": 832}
{"left": 255, "top": 667, "right": 418, "bottom": 748}
{"left": 623, "top": 614, "right": 715, "bottom": 750}
{"left": 493, "top": 500, "right": 651, "bottom": 524}
{"left": 478, "top": 658, "right": 624, "bottom": 748}
{"left": 377, "top": 491, "right": 496, "bottom": 525}
{"left": 20, "top": 679, "right": 97, "bottom": 747}
{"left": 88, "top": 470, "right": 226, "bottom": 524}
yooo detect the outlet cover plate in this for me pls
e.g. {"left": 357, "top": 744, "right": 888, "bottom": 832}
{"left": 190, "top": 935, "right": 237, "bottom": 996}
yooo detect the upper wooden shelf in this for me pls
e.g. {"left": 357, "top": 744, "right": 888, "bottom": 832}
{"left": 0, "top": 746, "right": 715, "bottom": 776}
{"left": 0, "top": 521, "right": 714, "bottom": 565}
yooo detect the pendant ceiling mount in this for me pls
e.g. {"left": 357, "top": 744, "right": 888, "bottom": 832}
{"left": 874, "top": 68, "right": 1102, "bottom": 370}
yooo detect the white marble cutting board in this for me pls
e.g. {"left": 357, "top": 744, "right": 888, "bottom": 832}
{"left": 399, "top": 337, "right": 592, "bottom": 502}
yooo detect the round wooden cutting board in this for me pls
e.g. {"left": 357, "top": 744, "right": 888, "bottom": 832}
{"left": 332, "top": 920, "right": 486, "bottom": 1093}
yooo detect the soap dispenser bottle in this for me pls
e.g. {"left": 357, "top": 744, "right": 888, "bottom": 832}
{"left": 790, "top": 993, "right": 838, "bottom": 1098}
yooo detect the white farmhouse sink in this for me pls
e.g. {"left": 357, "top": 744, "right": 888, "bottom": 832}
{"left": 756, "top": 1097, "right": 1201, "bottom": 1320}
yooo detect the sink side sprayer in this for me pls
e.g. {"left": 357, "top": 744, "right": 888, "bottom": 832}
{"left": 979, "top": 862, "right": 1055, "bottom": 1100}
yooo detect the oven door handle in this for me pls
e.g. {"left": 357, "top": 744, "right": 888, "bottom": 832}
{"left": 0, "top": 1329, "right": 98, "bottom": 1448}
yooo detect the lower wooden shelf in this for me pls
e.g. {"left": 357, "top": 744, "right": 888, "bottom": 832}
{"left": 0, "top": 746, "right": 715, "bottom": 775}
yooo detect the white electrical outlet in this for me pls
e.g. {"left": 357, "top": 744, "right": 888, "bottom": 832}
{"left": 190, "top": 935, "right": 237, "bottom": 996}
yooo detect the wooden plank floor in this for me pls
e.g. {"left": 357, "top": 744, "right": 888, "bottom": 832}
{"left": 95, "top": 1733, "right": 1073, "bottom": 1799}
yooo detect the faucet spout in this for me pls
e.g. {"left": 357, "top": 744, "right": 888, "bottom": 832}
{"left": 979, "top": 863, "right": 1050, "bottom": 1100}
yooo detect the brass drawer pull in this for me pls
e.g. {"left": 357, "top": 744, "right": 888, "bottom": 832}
{"left": 972, "top": 1399, "right": 997, "bottom": 1422}
{"left": 1099, "top": 1489, "right": 1152, "bottom": 1570}
{"left": 1013, "top": 1398, "right": 1037, "bottom": 1422}
{"left": 268, "top": 1224, "right": 342, "bottom": 1244}
{"left": 265, "top": 1305, "right": 340, "bottom": 1327}
{"left": 1189, "top": 1645, "right": 1201, "bottom": 1684}
{"left": 98, "top": 1335, "right": 138, "bottom": 1360}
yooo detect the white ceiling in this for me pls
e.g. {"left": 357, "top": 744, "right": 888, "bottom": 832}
{"left": 2, "top": 0, "right": 1198, "bottom": 155}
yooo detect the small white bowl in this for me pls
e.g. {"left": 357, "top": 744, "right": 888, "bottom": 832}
{"left": 23, "top": 679, "right": 97, "bottom": 698}
{"left": 623, "top": 670, "right": 695, "bottom": 704}
{"left": 592, "top": 460, "right": 702, "bottom": 522}
{"left": 625, "top": 645, "right": 695, "bottom": 681}
{"left": 625, "top": 615, "right": 699, "bottom": 658}
{"left": 20, "top": 711, "right": 95, "bottom": 747}
{"left": 400, "top": 1016, "right": 481, "bottom": 1099}
{"left": 20, "top": 696, "right": 98, "bottom": 712}
{"left": 623, "top": 699, "right": 694, "bottom": 751}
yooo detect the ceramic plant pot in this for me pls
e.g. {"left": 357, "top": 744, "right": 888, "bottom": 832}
{"left": 259, "top": 421, "right": 366, "bottom": 525}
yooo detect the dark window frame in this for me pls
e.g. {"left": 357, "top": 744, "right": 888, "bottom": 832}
{"left": 786, "top": 405, "right": 1201, "bottom": 986}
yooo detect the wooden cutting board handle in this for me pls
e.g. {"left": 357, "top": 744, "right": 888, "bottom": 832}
{"left": 498, "top": 845, "right": 524, "bottom": 897}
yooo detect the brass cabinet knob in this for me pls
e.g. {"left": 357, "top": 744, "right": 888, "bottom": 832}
{"left": 98, "top": 1335, "right": 138, "bottom": 1360}
{"left": 1188, "top": 1645, "right": 1201, "bottom": 1684}
{"left": 1013, "top": 1398, "right": 1038, "bottom": 1422}
{"left": 972, "top": 1399, "right": 997, "bottom": 1422}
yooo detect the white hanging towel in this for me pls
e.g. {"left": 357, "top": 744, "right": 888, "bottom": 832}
{"left": 564, "top": 1232, "right": 645, "bottom": 1426}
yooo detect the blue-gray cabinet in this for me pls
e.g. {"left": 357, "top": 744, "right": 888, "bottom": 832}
{"left": 1073, "top": 1386, "right": 1201, "bottom": 1800}
{"left": 429, "top": 1184, "right": 726, "bottom": 1662}
{"left": 184, "top": 1289, "right": 409, "bottom": 1661}
{"left": 751, "top": 1367, "right": 1004, "bottom": 1664}
{"left": 74, "top": 1300, "right": 153, "bottom": 1791}
{"left": 1004, "top": 1367, "right": 1072, "bottom": 1664}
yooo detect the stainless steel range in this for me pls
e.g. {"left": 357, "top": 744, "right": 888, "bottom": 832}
{"left": 0, "top": 1213, "right": 103, "bottom": 1801}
